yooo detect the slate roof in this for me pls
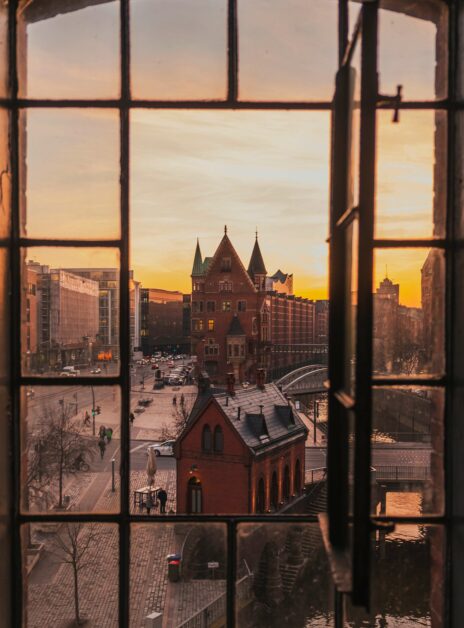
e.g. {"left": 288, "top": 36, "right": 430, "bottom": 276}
{"left": 192, "top": 240, "right": 204, "bottom": 276}
{"left": 247, "top": 237, "right": 267, "bottom": 279}
{"left": 227, "top": 314, "right": 246, "bottom": 336}
{"left": 213, "top": 383, "right": 307, "bottom": 452}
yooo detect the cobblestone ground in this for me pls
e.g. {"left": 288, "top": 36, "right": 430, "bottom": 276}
{"left": 27, "top": 470, "right": 178, "bottom": 627}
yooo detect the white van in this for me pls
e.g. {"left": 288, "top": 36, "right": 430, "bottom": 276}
{"left": 61, "top": 366, "right": 80, "bottom": 376}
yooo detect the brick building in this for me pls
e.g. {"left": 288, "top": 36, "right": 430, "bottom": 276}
{"left": 175, "top": 374, "right": 308, "bottom": 514}
{"left": 190, "top": 229, "right": 327, "bottom": 384}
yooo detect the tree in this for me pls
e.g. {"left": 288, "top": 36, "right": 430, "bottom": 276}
{"left": 160, "top": 394, "right": 193, "bottom": 440}
{"left": 29, "top": 401, "right": 96, "bottom": 509}
{"left": 50, "top": 523, "right": 104, "bottom": 626}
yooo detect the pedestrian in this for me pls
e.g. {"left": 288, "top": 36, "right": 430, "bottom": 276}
{"left": 99, "top": 424, "right": 106, "bottom": 439}
{"left": 129, "top": 412, "right": 135, "bottom": 425}
{"left": 84, "top": 411, "right": 91, "bottom": 427}
{"left": 145, "top": 491, "right": 153, "bottom": 515}
{"left": 98, "top": 437, "right": 106, "bottom": 459}
{"left": 106, "top": 427, "right": 113, "bottom": 443}
{"left": 172, "top": 395, "right": 177, "bottom": 406}
{"left": 157, "top": 487, "right": 168, "bottom": 514}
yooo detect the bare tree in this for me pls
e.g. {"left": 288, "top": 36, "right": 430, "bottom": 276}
{"left": 50, "top": 523, "right": 104, "bottom": 626}
{"left": 29, "top": 401, "right": 96, "bottom": 509}
{"left": 160, "top": 394, "right": 193, "bottom": 440}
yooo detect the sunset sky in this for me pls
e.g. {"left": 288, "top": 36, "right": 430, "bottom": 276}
{"left": 21, "top": 0, "right": 440, "bottom": 307}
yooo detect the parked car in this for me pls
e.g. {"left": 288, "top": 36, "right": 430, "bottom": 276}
{"left": 90, "top": 368, "right": 102, "bottom": 374}
{"left": 147, "top": 440, "right": 175, "bottom": 457}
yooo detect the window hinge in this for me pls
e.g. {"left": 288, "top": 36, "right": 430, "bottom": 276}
{"left": 377, "top": 84, "right": 403, "bottom": 123}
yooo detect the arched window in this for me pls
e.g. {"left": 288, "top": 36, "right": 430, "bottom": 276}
{"left": 270, "top": 471, "right": 279, "bottom": 511}
{"left": 214, "top": 426, "right": 223, "bottom": 452}
{"left": 283, "top": 465, "right": 290, "bottom": 501}
{"left": 256, "top": 478, "right": 265, "bottom": 513}
{"left": 188, "top": 477, "right": 202, "bottom": 514}
{"left": 202, "top": 425, "right": 212, "bottom": 452}
{"left": 294, "top": 459, "right": 301, "bottom": 494}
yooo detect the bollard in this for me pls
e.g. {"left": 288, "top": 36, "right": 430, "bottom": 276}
{"left": 112, "top": 458, "right": 116, "bottom": 492}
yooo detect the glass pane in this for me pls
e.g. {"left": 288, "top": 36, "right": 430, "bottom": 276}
{"left": 0, "top": 1, "right": 7, "bottom": 98}
{"left": 376, "top": 111, "right": 447, "bottom": 239}
{"left": 17, "top": 1, "right": 120, "bottom": 99}
{"left": 21, "top": 386, "right": 120, "bottom": 513}
{"left": 373, "top": 249, "right": 445, "bottom": 376}
{"left": 372, "top": 387, "right": 444, "bottom": 516}
{"left": 345, "top": 525, "right": 445, "bottom": 626}
{"left": 238, "top": 0, "right": 338, "bottom": 101}
{"left": 379, "top": 1, "right": 448, "bottom": 101}
{"left": 130, "top": 523, "right": 226, "bottom": 626}
{"left": 23, "top": 523, "right": 118, "bottom": 625}
{"left": 20, "top": 109, "right": 120, "bottom": 240}
{"left": 237, "top": 523, "right": 333, "bottom": 625}
{"left": 130, "top": 352, "right": 195, "bottom": 515}
{"left": 0, "top": 109, "right": 11, "bottom": 238}
{"left": 21, "top": 247, "right": 120, "bottom": 377}
{"left": 131, "top": 0, "right": 227, "bottom": 100}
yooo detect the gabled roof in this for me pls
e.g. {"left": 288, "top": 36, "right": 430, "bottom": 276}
{"left": 227, "top": 314, "right": 246, "bottom": 336}
{"left": 247, "top": 237, "right": 267, "bottom": 280}
{"left": 178, "top": 383, "right": 307, "bottom": 456}
{"left": 214, "top": 383, "right": 307, "bottom": 452}
{"left": 204, "top": 230, "right": 256, "bottom": 292}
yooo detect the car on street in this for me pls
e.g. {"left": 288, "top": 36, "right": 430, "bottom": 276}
{"left": 147, "top": 440, "right": 175, "bottom": 457}
{"left": 60, "top": 371, "right": 77, "bottom": 377}
{"left": 90, "top": 368, "right": 102, "bottom": 374}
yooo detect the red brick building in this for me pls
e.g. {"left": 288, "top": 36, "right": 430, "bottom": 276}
{"left": 175, "top": 375, "right": 308, "bottom": 514}
{"left": 190, "top": 229, "right": 326, "bottom": 384}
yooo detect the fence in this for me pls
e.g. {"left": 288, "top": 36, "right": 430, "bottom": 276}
{"left": 176, "top": 561, "right": 253, "bottom": 628}
{"left": 372, "top": 465, "right": 430, "bottom": 481}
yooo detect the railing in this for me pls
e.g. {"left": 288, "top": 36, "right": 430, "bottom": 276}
{"left": 176, "top": 561, "right": 253, "bottom": 628}
{"left": 305, "top": 467, "right": 327, "bottom": 485}
{"left": 372, "top": 465, "right": 430, "bottom": 481}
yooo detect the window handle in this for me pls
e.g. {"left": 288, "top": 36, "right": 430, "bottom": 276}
{"left": 377, "top": 84, "right": 403, "bottom": 123}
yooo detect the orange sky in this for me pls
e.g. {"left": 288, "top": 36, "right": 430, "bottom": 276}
{"left": 22, "top": 1, "right": 439, "bottom": 308}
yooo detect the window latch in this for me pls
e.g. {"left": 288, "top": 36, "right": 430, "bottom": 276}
{"left": 377, "top": 84, "right": 403, "bottom": 123}
{"left": 371, "top": 520, "right": 396, "bottom": 534}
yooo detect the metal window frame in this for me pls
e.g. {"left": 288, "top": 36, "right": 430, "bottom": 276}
{"left": 3, "top": 0, "right": 456, "bottom": 625}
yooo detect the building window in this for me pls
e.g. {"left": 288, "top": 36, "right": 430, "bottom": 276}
{"left": 256, "top": 478, "right": 265, "bottom": 514}
{"left": 208, "top": 319, "right": 215, "bottom": 331}
{"left": 213, "top": 426, "right": 223, "bottom": 453}
{"left": 270, "top": 471, "right": 279, "bottom": 511}
{"left": 221, "top": 257, "right": 231, "bottom": 272}
{"left": 188, "top": 477, "right": 202, "bottom": 514}
{"left": 237, "top": 300, "right": 246, "bottom": 312}
{"left": 192, "top": 301, "right": 203, "bottom": 313}
{"left": 219, "top": 281, "right": 233, "bottom": 292}
{"left": 294, "top": 459, "right": 301, "bottom": 494}
{"left": 283, "top": 465, "right": 290, "bottom": 501}
{"left": 222, "top": 301, "right": 231, "bottom": 312}
{"left": 192, "top": 319, "right": 204, "bottom": 332}
{"left": 202, "top": 425, "right": 212, "bottom": 452}
{"left": 206, "top": 301, "right": 216, "bottom": 312}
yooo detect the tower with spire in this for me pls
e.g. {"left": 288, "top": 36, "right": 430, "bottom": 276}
{"left": 247, "top": 230, "right": 267, "bottom": 292}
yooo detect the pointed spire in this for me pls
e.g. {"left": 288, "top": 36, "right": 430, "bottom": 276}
{"left": 192, "top": 238, "right": 204, "bottom": 276}
{"left": 224, "top": 225, "right": 228, "bottom": 235}
{"left": 247, "top": 232, "right": 267, "bottom": 280}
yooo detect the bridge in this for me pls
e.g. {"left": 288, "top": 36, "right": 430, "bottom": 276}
{"left": 275, "top": 364, "right": 328, "bottom": 395}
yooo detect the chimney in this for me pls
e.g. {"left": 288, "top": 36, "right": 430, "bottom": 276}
{"left": 256, "top": 368, "right": 265, "bottom": 390}
{"left": 237, "top": 406, "right": 241, "bottom": 420}
{"left": 198, "top": 372, "right": 211, "bottom": 394}
{"left": 226, "top": 372, "right": 235, "bottom": 396}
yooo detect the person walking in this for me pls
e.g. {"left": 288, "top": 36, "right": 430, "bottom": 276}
{"left": 172, "top": 395, "right": 177, "bottom": 406}
{"left": 145, "top": 491, "right": 153, "bottom": 515}
{"left": 129, "top": 412, "right": 135, "bottom": 425}
{"left": 99, "top": 424, "right": 106, "bottom": 439}
{"left": 83, "top": 410, "right": 91, "bottom": 427}
{"left": 157, "top": 487, "right": 168, "bottom": 514}
{"left": 98, "top": 437, "right": 106, "bottom": 460}
{"left": 106, "top": 427, "right": 113, "bottom": 443}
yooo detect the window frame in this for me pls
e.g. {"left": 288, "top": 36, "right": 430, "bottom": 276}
{"left": 3, "top": 0, "right": 458, "bottom": 626}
